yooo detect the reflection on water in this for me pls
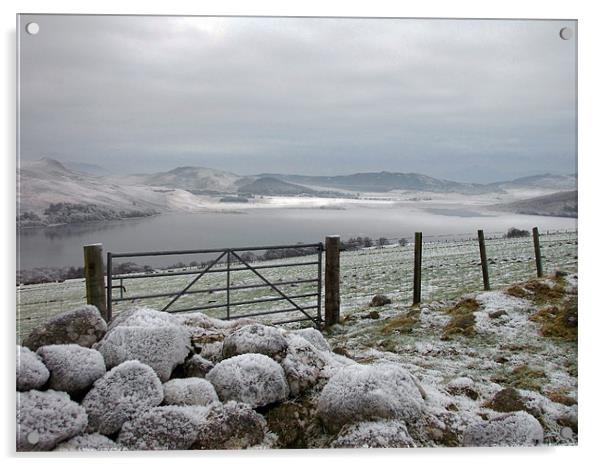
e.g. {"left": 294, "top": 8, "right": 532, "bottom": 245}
{"left": 19, "top": 216, "right": 153, "bottom": 240}
{"left": 17, "top": 207, "right": 577, "bottom": 270}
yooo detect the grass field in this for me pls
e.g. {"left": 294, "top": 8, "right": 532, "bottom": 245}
{"left": 16, "top": 230, "right": 577, "bottom": 340}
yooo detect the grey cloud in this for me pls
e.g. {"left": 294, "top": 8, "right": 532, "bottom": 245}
{"left": 19, "top": 15, "right": 576, "bottom": 182}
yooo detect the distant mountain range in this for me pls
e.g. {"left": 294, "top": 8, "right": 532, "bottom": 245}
{"left": 494, "top": 190, "right": 577, "bottom": 218}
{"left": 257, "top": 172, "right": 494, "bottom": 194}
{"left": 17, "top": 157, "right": 578, "bottom": 219}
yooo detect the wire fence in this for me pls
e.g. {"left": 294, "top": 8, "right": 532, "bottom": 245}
{"left": 338, "top": 229, "right": 577, "bottom": 311}
{"left": 16, "top": 228, "right": 578, "bottom": 339}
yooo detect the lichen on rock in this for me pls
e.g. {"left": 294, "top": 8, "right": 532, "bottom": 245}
{"left": 280, "top": 334, "right": 327, "bottom": 397}
{"left": 192, "top": 401, "right": 267, "bottom": 450}
{"left": 222, "top": 324, "right": 288, "bottom": 360}
{"left": 23, "top": 305, "right": 107, "bottom": 351}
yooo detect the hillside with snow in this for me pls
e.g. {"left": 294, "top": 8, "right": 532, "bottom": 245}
{"left": 17, "top": 158, "right": 579, "bottom": 226}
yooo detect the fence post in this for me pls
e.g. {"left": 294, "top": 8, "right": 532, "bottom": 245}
{"left": 413, "top": 232, "right": 422, "bottom": 305}
{"left": 533, "top": 227, "right": 543, "bottom": 278}
{"left": 477, "top": 229, "right": 491, "bottom": 291}
{"left": 324, "top": 235, "right": 340, "bottom": 326}
{"left": 226, "top": 250, "right": 231, "bottom": 320}
{"left": 83, "top": 244, "right": 108, "bottom": 321}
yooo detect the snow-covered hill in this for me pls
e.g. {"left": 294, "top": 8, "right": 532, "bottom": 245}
{"left": 17, "top": 158, "right": 208, "bottom": 217}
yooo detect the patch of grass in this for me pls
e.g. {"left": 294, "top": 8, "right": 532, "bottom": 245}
{"left": 493, "top": 364, "right": 548, "bottom": 392}
{"left": 444, "top": 298, "right": 480, "bottom": 316}
{"left": 506, "top": 279, "right": 565, "bottom": 305}
{"left": 545, "top": 388, "right": 577, "bottom": 406}
{"left": 440, "top": 298, "right": 479, "bottom": 340}
{"left": 484, "top": 387, "right": 528, "bottom": 413}
{"left": 529, "top": 297, "right": 577, "bottom": 342}
{"left": 381, "top": 308, "right": 421, "bottom": 334}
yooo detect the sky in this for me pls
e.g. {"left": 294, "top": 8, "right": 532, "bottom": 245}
{"left": 18, "top": 15, "right": 577, "bottom": 183}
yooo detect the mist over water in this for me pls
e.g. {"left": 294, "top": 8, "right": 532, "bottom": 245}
{"left": 18, "top": 207, "right": 577, "bottom": 270}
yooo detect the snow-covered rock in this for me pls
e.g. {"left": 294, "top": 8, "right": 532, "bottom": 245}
{"left": 22, "top": 305, "right": 107, "bottom": 351}
{"left": 330, "top": 420, "right": 416, "bottom": 448}
{"left": 462, "top": 411, "right": 544, "bottom": 447}
{"left": 163, "top": 378, "right": 219, "bottom": 406}
{"left": 207, "top": 354, "right": 289, "bottom": 408}
{"left": 196, "top": 340, "right": 224, "bottom": 363}
{"left": 16, "top": 346, "right": 49, "bottom": 391}
{"left": 192, "top": 401, "right": 267, "bottom": 450}
{"left": 16, "top": 389, "right": 88, "bottom": 451}
{"left": 118, "top": 406, "right": 207, "bottom": 450}
{"left": 280, "top": 334, "right": 327, "bottom": 397}
{"left": 293, "top": 328, "right": 331, "bottom": 352}
{"left": 317, "top": 363, "right": 425, "bottom": 433}
{"left": 189, "top": 327, "right": 226, "bottom": 362}
{"left": 36, "top": 344, "right": 106, "bottom": 394}
{"left": 54, "top": 433, "right": 123, "bottom": 451}
{"left": 95, "top": 325, "right": 190, "bottom": 382}
{"left": 108, "top": 307, "right": 179, "bottom": 331}
{"left": 82, "top": 361, "right": 163, "bottom": 435}
{"left": 183, "top": 354, "right": 214, "bottom": 377}
{"left": 222, "top": 324, "right": 288, "bottom": 360}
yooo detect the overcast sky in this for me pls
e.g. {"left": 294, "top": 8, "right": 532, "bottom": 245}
{"left": 19, "top": 15, "right": 576, "bottom": 182}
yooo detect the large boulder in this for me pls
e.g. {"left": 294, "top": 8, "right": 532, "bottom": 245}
{"left": 16, "top": 390, "right": 87, "bottom": 451}
{"left": 94, "top": 325, "right": 190, "bottom": 382}
{"left": 192, "top": 401, "right": 267, "bottom": 450}
{"left": 330, "top": 420, "right": 415, "bottom": 448}
{"left": 22, "top": 305, "right": 107, "bottom": 351}
{"left": 54, "top": 433, "right": 123, "bottom": 451}
{"left": 207, "top": 354, "right": 289, "bottom": 408}
{"left": 107, "top": 307, "right": 179, "bottom": 331}
{"left": 463, "top": 411, "right": 544, "bottom": 447}
{"left": 280, "top": 334, "right": 327, "bottom": 397}
{"left": 81, "top": 361, "right": 163, "bottom": 435}
{"left": 16, "top": 345, "right": 49, "bottom": 391}
{"left": 317, "top": 363, "right": 425, "bottom": 433}
{"left": 163, "top": 378, "right": 219, "bottom": 407}
{"left": 118, "top": 406, "right": 207, "bottom": 450}
{"left": 182, "top": 354, "right": 215, "bottom": 378}
{"left": 292, "top": 328, "right": 331, "bottom": 352}
{"left": 222, "top": 324, "right": 288, "bottom": 360}
{"left": 36, "top": 344, "right": 106, "bottom": 395}
{"left": 369, "top": 294, "right": 392, "bottom": 307}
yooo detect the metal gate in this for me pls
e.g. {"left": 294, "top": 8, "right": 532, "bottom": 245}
{"left": 106, "top": 243, "right": 323, "bottom": 327}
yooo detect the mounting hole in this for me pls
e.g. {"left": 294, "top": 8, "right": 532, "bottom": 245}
{"left": 26, "top": 22, "right": 40, "bottom": 35}
{"left": 559, "top": 27, "right": 573, "bottom": 40}
{"left": 27, "top": 431, "right": 40, "bottom": 444}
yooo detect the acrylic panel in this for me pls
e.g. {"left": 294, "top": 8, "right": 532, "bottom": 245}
{"left": 16, "top": 15, "right": 577, "bottom": 452}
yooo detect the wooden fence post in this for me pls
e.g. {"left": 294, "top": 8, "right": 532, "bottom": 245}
{"left": 477, "top": 229, "right": 491, "bottom": 291}
{"left": 533, "top": 227, "right": 543, "bottom": 278}
{"left": 324, "top": 235, "right": 340, "bottom": 326}
{"left": 83, "top": 244, "right": 108, "bottom": 321}
{"left": 413, "top": 232, "right": 422, "bottom": 305}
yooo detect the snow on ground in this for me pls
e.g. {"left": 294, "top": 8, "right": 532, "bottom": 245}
{"left": 324, "top": 272, "right": 578, "bottom": 446}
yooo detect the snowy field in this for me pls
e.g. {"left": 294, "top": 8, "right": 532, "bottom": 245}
{"left": 16, "top": 230, "right": 577, "bottom": 341}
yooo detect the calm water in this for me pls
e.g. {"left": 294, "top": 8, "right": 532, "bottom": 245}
{"left": 17, "top": 205, "right": 577, "bottom": 269}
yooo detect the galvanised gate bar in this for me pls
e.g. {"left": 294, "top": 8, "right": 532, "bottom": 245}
{"left": 105, "top": 243, "right": 324, "bottom": 327}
